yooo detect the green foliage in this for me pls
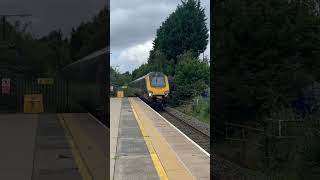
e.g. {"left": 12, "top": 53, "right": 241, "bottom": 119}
{"left": 131, "top": 63, "right": 151, "bottom": 80}
{"left": 147, "top": 0, "right": 209, "bottom": 75}
{"left": 170, "top": 51, "right": 209, "bottom": 103}
{"left": 39, "top": 30, "right": 72, "bottom": 76}
{"left": 132, "top": 0, "right": 209, "bottom": 106}
{"left": 110, "top": 67, "right": 132, "bottom": 87}
{"left": 213, "top": 0, "right": 320, "bottom": 123}
{"left": 70, "top": 8, "right": 108, "bottom": 60}
{"left": 191, "top": 96, "right": 210, "bottom": 123}
{"left": 175, "top": 96, "right": 210, "bottom": 123}
{"left": 0, "top": 8, "right": 107, "bottom": 77}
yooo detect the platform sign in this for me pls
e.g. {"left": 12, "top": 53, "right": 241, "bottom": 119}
{"left": 37, "top": 78, "right": 54, "bottom": 85}
{"left": 1, "top": 78, "right": 10, "bottom": 95}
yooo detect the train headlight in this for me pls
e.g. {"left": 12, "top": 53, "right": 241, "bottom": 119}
{"left": 164, "top": 90, "right": 169, "bottom": 97}
{"left": 148, "top": 91, "right": 153, "bottom": 97}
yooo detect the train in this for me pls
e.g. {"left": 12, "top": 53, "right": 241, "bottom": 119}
{"left": 61, "top": 47, "right": 109, "bottom": 127}
{"left": 129, "top": 72, "right": 170, "bottom": 106}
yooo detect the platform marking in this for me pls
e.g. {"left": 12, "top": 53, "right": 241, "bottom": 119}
{"left": 139, "top": 98, "right": 211, "bottom": 157}
{"left": 58, "top": 115, "right": 93, "bottom": 180}
{"left": 88, "top": 112, "right": 109, "bottom": 130}
{"left": 129, "top": 99, "right": 169, "bottom": 180}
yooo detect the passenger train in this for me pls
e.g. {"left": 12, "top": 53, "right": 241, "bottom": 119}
{"left": 129, "top": 72, "right": 170, "bottom": 106}
{"left": 61, "top": 47, "right": 108, "bottom": 126}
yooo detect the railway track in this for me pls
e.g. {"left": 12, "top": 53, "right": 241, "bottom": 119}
{"left": 144, "top": 99, "right": 271, "bottom": 180}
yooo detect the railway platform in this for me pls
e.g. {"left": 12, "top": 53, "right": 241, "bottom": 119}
{"left": 111, "top": 97, "right": 210, "bottom": 180}
{"left": 0, "top": 113, "right": 108, "bottom": 180}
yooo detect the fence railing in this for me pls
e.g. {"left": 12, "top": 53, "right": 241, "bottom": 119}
{"left": 222, "top": 117, "right": 320, "bottom": 179}
{"left": 1, "top": 78, "right": 69, "bottom": 113}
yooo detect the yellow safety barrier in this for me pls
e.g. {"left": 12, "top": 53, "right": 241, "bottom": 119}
{"left": 117, "top": 90, "right": 124, "bottom": 98}
{"left": 24, "top": 94, "right": 44, "bottom": 113}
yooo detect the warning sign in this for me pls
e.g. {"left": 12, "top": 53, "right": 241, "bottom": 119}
{"left": 1, "top": 78, "right": 10, "bottom": 95}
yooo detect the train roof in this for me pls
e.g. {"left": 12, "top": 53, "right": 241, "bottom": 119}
{"left": 130, "top": 72, "right": 166, "bottom": 84}
{"left": 62, "top": 47, "right": 109, "bottom": 71}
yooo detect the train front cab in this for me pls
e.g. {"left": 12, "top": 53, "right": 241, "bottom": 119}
{"left": 145, "top": 72, "right": 169, "bottom": 105}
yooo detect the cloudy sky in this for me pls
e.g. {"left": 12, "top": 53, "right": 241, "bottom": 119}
{"left": 0, "top": 0, "right": 107, "bottom": 38}
{"left": 111, "top": 0, "right": 210, "bottom": 73}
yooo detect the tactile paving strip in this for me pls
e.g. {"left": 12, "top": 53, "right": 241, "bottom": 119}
{"left": 31, "top": 114, "right": 82, "bottom": 180}
{"left": 113, "top": 98, "right": 159, "bottom": 180}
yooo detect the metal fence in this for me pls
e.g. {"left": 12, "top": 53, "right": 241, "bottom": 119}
{"left": 1, "top": 78, "right": 69, "bottom": 113}
{"left": 221, "top": 117, "right": 320, "bottom": 179}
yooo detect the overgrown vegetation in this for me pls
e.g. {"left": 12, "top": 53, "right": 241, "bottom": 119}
{"left": 169, "top": 51, "right": 209, "bottom": 105}
{"left": 130, "top": 0, "right": 210, "bottom": 108}
{"left": 213, "top": 0, "right": 320, "bottom": 124}
{"left": 175, "top": 96, "right": 210, "bottom": 123}
{"left": 110, "top": 67, "right": 132, "bottom": 96}
{"left": 213, "top": 0, "right": 320, "bottom": 178}
{"left": 0, "top": 8, "right": 108, "bottom": 77}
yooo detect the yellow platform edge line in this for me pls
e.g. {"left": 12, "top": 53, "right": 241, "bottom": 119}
{"left": 57, "top": 114, "right": 93, "bottom": 180}
{"left": 129, "top": 98, "right": 169, "bottom": 180}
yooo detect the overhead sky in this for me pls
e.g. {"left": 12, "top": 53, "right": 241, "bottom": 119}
{"left": 111, "top": 0, "right": 210, "bottom": 73}
{"left": 0, "top": 0, "right": 107, "bottom": 38}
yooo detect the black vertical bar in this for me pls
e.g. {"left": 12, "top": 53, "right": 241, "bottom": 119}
{"left": 2, "top": 16, "right": 5, "bottom": 41}
{"left": 264, "top": 125, "right": 269, "bottom": 169}
{"left": 66, "top": 79, "right": 69, "bottom": 112}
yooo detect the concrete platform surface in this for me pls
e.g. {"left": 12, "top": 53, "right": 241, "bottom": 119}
{"left": 0, "top": 114, "right": 82, "bottom": 180}
{"left": 58, "top": 113, "right": 109, "bottom": 180}
{"left": 111, "top": 97, "right": 210, "bottom": 180}
{"left": 130, "top": 97, "right": 210, "bottom": 180}
{"left": 32, "top": 114, "right": 82, "bottom": 180}
{"left": 110, "top": 98, "right": 122, "bottom": 180}
{"left": 0, "top": 114, "right": 38, "bottom": 180}
{"left": 112, "top": 98, "right": 159, "bottom": 180}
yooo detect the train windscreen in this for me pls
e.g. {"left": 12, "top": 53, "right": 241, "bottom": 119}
{"left": 150, "top": 75, "right": 166, "bottom": 87}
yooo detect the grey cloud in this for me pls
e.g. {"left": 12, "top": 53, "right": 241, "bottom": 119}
{"left": 111, "top": 0, "right": 210, "bottom": 72}
{"left": 111, "top": 0, "right": 210, "bottom": 51}
{"left": 0, "top": 0, "right": 106, "bottom": 37}
{"left": 111, "top": 2, "right": 177, "bottom": 51}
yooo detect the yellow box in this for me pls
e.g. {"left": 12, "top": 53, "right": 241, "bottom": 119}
{"left": 117, "top": 91, "right": 124, "bottom": 98}
{"left": 24, "top": 94, "right": 44, "bottom": 113}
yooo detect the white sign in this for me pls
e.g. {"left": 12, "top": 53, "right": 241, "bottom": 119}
{"left": 110, "top": 85, "right": 114, "bottom": 92}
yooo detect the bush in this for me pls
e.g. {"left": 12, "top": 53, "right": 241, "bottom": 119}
{"left": 170, "top": 51, "right": 209, "bottom": 105}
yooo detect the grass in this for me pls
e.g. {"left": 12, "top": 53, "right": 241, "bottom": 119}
{"left": 214, "top": 107, "right": 320, "bottom": 179}
{"left": 175, "top": 96, "right": 210, "bottom": 124}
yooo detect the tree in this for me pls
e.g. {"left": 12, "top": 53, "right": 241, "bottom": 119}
{"left": 111, "top": 67, "right": 132, "bottom": 87}
{"left": 171, "top": 51, "right": 209, "bottom": 104}
{"left": 148, "top": 0, "right": 209, "bottom": 75}
{"left": 39, "top": 30, "right": 72, "bottom": 75}
{"left": 131, "top": 63, "right": 151, "bottom": 80}
{"left": 70, "top": 7, "right": 108, "bottom": 61}
{"left": 213, "top": 0, "right": 320, "bottom": 123}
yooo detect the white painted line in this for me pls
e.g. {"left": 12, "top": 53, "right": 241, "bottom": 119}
{"left": 88, "top": 112, "right": 109, "bottom": 131}
{"left": 138, "top": 98, "right": 210, "bottom": 157}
